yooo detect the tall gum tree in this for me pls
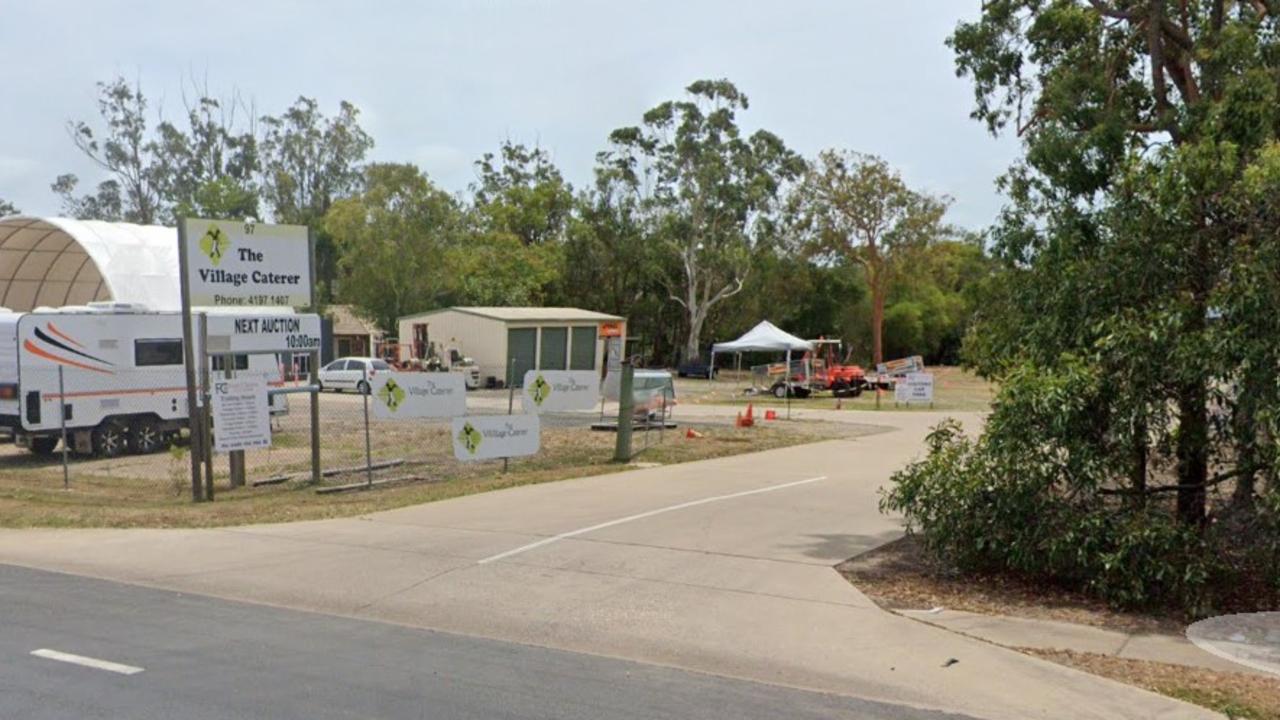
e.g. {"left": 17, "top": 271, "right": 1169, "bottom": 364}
{"left": 790, "top": 150, "right": 950, "bottom": 366}
{"left": 601, "top": 79, "right": 804, "bottom": 362}
{"left": 952, "top": 0, "right": 1280, "bottom": 525}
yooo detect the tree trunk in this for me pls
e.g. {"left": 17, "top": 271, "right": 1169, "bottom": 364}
{"left": 1131, "top": 415, "right": 1148, "bottom": 508}
{"left": 684, "top": 309, "right": 706, "bottom": 363}
{"left": 1175, "top": 380, "right": 1209, "bottom": 526}
{"left": 870, "top": 270, "right": 886, "bottom": 366}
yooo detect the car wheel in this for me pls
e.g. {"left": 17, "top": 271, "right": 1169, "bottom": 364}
{"left": 772, "top": 383, "right": 788, "bottom": 399}
{"left": 131, "top": 418, "right": 164, "bottom": 454}
{"left": 357, "top": 380, "right": 370, "bottom": 395}
{"left": 28, "top": 436, "right": 59, "bottom": 456}
{"left": 92, "top": 421, "right": 129, "bottom": 458}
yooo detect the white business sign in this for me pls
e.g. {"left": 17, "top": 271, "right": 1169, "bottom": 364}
{"left": 205, "top": 313, "right": 321, "bottom": 354}
{"left": 211, "top": 378, "right": 272, "bottom": 452}
{"left": 894, "top": 372, "right": 935, "bottom": 404}
{"left": 452, "top": 414, "right": 540, "bottom": 462}
{"left": 521, "top": 370, "right": 599, "bottom": 413}
{"left": 182, "top": 218, "right": 311, "bottom": 308}
{"left": 372, "top": 372, "right": 467, "bottom": 420}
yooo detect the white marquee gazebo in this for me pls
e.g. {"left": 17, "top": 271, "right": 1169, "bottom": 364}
{"left": 712, "top": 320, "right": 813, "bottom": 418}
{"left": 0, "top": 216, "right": 181, "bottom": 311}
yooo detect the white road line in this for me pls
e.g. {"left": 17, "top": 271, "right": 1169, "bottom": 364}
{"left": 477, "top": 475, "right": 828, "bottom": 565}
{"left": 30, "top": 649, "right": 144, "bottom": 675}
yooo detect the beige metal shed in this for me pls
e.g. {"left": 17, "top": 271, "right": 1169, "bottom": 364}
{"left": 396, "top": 307, "right": 625, "bottom": 386}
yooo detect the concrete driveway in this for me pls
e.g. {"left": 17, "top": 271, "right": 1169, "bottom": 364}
{"left": 0, "top": 408, "right": 1218, "bottom": 720}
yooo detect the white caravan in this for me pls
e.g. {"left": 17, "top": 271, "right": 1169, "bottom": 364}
{"left": 0, "top": 303, "right": 289, "bottom": 457}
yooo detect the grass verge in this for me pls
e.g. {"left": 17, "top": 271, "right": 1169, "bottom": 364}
{"left": 1023, "top": 649, "right": 1279, "bottom": 720}
{"left": 0, "top": 420, "right": 877, "bottom": 529}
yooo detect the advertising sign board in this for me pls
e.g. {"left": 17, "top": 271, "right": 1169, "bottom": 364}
{"left": 452, "top": 414, "right": 540, "bottom": 462}
{"left": 521, "top": 370, "right": 599, "bottom": 413}
{"left": 371, "top": 371, "right": 467, "bottom": 420}
{"left": 894, "top": 372, "right": 935, "bottom": 404}
{"left": 211, "top": 378, "right": 271, "bottom": 452}
{"left": 205, "top": 313, "right": 321, "bottom": 354}
{"left": 181, "top": 219, "right": 311, "bottom": 308}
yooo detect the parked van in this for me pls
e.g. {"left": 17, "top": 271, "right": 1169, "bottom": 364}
{"left": 0, "top": 303, "right": 288, "bottom": 457}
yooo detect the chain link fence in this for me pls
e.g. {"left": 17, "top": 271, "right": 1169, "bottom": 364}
{"left": 0, "top": 366, "right": 688, "bottom": 497}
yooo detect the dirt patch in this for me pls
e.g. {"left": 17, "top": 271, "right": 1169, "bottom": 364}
{"left": 1023, "top": 649, "right": 1280, "bottom": 719}
{"left": 837, "top": 535, "right": 1185, "bottom": 635}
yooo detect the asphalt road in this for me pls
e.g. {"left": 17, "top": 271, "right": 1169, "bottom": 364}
{"left": 0, "top": 565, "right": 973, "bottom": 720}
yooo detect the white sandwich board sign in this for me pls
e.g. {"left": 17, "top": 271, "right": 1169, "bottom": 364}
{"left": 181, "top": 219, "right": 311, "bottom": 308}
{"left": 452, "top": 415, "right": 540, "bottom": 462}
{"left": 894, "top": 372, "right": 935, "bottom": 405}
{"left": 372, "top": 372, "right": 467, "bottom": 420}
{"left": 205, "top": 313, "right": 322, "bottom": 354}
{"left": 211, "top": 378, "right": 271, "bottom": 452}
{"left": 521, "top": 370, "right": 600, "bottom": 413}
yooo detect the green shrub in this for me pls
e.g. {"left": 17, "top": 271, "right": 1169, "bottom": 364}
{"left": 882, "top": 416, "right": 1226, "bottom": 613}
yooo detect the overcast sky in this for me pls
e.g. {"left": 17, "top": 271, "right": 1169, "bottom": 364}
{"left": 0, "top": 1, "right": 1018, "bottom": 230}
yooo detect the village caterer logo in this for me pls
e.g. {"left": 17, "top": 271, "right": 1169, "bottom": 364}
{"left": 377, "top": 378, "right": 406, "bottom": 412}
{"left": 199, "top": 225, "right": 231, "bottom": 266}
{"left": 457, "top": 421, "right": 483, "bottom": 455}
{"left": 530, "top": 374, "right": 552, "bottom": 406}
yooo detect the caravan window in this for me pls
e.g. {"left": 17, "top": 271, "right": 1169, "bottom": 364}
{"left": 135, "top": 339, "right": 184, "bottom": 367}
{"left": 212, "top": 354, "right": 249, "bottom": 372}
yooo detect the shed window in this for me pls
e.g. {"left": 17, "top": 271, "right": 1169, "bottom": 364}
{"left": 135, "top": 339, "right": 183, "bottom": 367}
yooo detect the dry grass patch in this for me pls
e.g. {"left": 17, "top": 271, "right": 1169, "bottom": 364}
{"left": 681, "top": 366, "right": 995, "bottom": 412}
{"left": 0, "top": 420, "right": 875, "bottom": 529}
{"left": 838, "top": 535, "right": 1184, "bottom": 634}
{"left": 1024, "top": 649, "right": 1279, "bottom": 720}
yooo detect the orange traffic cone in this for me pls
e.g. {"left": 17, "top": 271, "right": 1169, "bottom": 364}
{"left": 745, "top": 403, "right": 754, "bottom": 424}
{"left": 686, "top": 428, "right": 704, "bottom": 439}
{"left": 764, "top": 409, "right": 778, "bottom": 420}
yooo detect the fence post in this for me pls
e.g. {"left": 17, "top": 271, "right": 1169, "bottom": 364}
{"left": 226, "top": 354, "right": 246, "bottom": 488}
{"left": 362, "top": 362, "right": 373, "bottom": 488}
{"left": 308, "top": 351, "right": 321, "bottom": 484}
{"left": 504, "top": 357, "right": 515, "bottom": 473}
{"left": 200, "top": 313, "right": 214, "bottom": 501}
{"left": 58, "top": 366, "right": 68, "bottom": 490}
{"left": 613, "top": 362, "right": 635, "bottom": 462}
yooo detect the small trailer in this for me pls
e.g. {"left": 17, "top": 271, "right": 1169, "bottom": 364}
{"left": 0, "top": 303, "right": 288, "bottom": 457}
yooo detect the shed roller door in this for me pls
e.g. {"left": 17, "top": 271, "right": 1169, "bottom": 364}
{"left": 508, "top": 328, "right": 536, "bottom": 387}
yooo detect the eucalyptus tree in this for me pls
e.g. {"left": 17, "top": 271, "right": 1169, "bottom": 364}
{"left": 0, "top": 198, "right": 17, "bottom": 218}
{"left": 260, "top": 97, "right": 373, "bottom": 298}
{"left": 790, "top": 150, "right": 951, "bottom": 365}
{"left": 600, "top": 79, "right": 805, "bottom": 362}
{"left": 57, "top": 76, "right": 262, "bottom": 224}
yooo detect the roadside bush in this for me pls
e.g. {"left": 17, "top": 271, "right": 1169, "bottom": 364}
{"left": 879, "top": 362, "right": 1277, "bottom": 616}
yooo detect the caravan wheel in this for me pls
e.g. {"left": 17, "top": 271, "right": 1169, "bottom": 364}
{"left": 92, "top": 421, "right": 128, "bottom": 458}
{"left": 131, "top": 418, "right": 164, "bottom": 454}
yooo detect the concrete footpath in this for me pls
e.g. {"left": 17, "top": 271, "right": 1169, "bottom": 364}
{"left": 899, "top": 609, "right": 1269, "bottom": 676}
{"left": 0, "top": 408, "right": 1221, "bottom": 720}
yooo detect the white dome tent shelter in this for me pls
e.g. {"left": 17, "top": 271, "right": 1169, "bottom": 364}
{"left": 711, "top": 320, "right": 813, "bottom": 419}
{"left": 0, "top": 217, "right": 182, "bottom": 311}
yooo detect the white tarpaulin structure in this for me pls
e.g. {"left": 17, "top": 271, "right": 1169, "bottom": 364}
{"left": 711, "top": 320, "right": 813, "bottom": 418}
{"left": 0, "top": 217, "right": 181, "bottom": 311}
{"left": 711, "top": 320, "right": 812, "bottom": 355}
